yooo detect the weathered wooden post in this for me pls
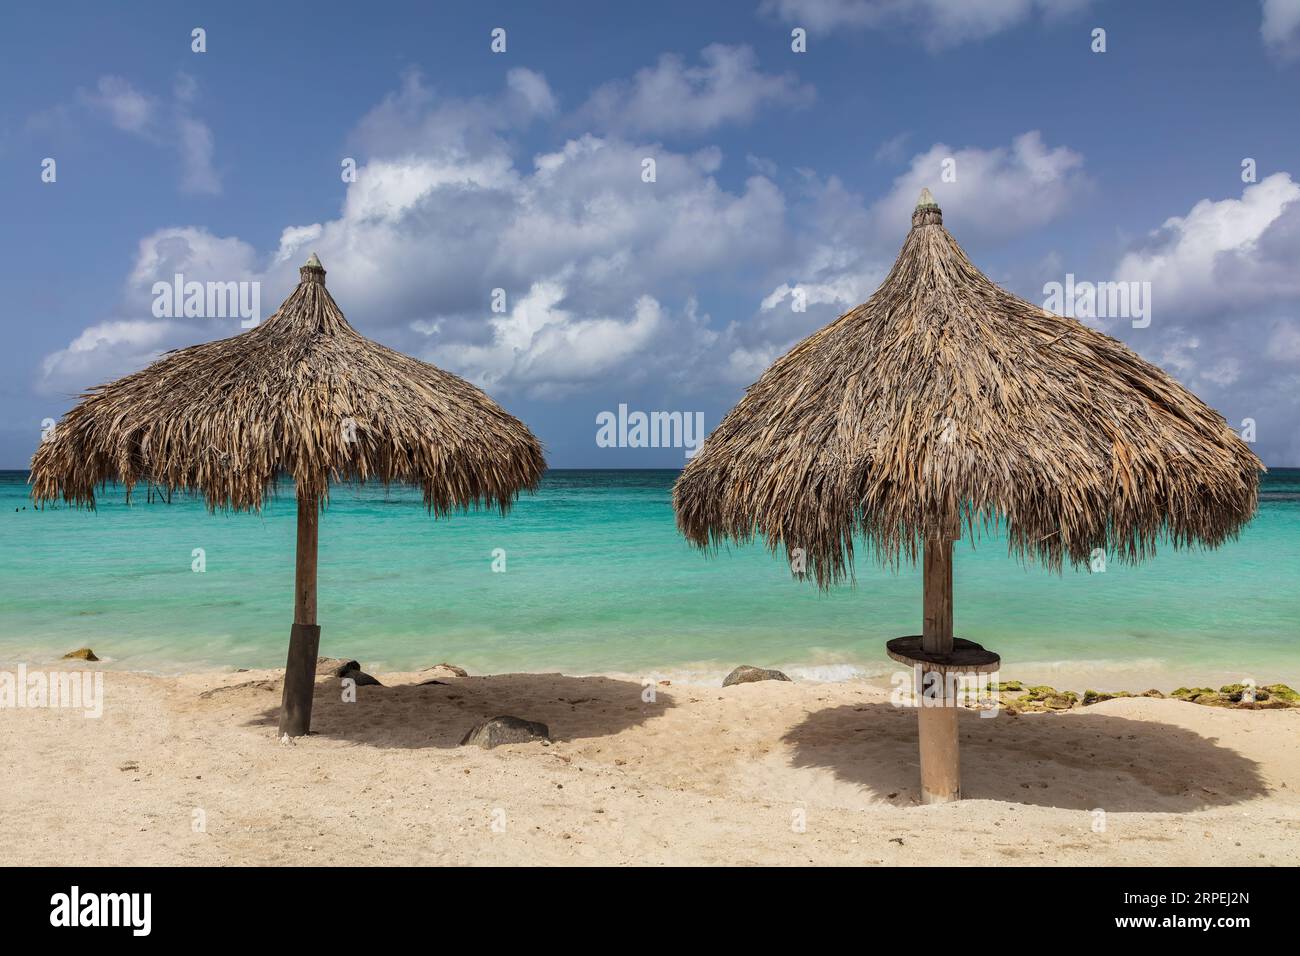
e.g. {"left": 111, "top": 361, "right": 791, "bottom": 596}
{"left": 278, "top": 490, "right": 320, "bottom": 736}
{"left": 884, "top": 522, "right": 998, "bottom": 804}
{"left": 918, "top": 535, "right": 959, "bottom": 803}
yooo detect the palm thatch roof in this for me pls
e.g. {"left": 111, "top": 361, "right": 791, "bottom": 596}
{"left": 30, "top": 256, "right": 545, "bottom": 513}
{"left": 674, "top": 190, "right": 1263, "bottom": 588}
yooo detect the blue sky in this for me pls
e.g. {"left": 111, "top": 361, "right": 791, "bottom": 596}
{"left": 3, "top": 0, "right": 1299, "bottom": 468}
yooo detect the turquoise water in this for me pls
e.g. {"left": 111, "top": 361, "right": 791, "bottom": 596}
{"left": 1, "top": 469, "right": 1296, "bottom": 686}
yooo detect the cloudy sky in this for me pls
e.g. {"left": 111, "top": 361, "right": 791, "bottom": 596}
{"left": 3, "top": 0, "right": 1299, "bottom": 467}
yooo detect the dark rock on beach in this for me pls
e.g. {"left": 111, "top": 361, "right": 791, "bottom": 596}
{"left": 62, "top": 647, "right": 99, "bottom": 661}
{"left": 722, "top": 665, "right": 792, "bottom": 687}
{"left": 459, "top": 715, "right": 550, "bottom": 749}
{"left": 316, "top": 656, "right": 381, "bottom": 686}
{"left": 317, "top": 657, "right": 360, "bottom": 676}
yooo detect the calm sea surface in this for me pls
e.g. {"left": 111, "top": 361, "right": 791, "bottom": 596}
{"left": 1, "top": 469, "right": 1296, "bottom": 688}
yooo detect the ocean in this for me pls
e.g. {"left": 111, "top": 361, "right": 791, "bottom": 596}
{"left": 1, "top": 468, "right": 1296, "bottom": 688}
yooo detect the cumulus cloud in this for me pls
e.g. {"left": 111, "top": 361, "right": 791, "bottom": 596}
{"left": 40, "top": 69, "right": 792, "bottom": 401}
{"left": 435, "top": 281, "right": 666, "bottom": 396}
{"left": 1261, "top": 0, "right": 1300, "bottom": 58}
{"left": 1101, "top": 174, "right": 1300, "bottom": 464}
{"left": 870, "top": 131, "right": 1087, "bottom": 240}
{"left": 77, "top": 73, "right": 221, "bottom": 194}
{"left": 38, "top": 320, "right": 181, "bottom": 396}
{"left": 760, "top": 0, "right": 1091, "bottom": 49}
{"left": 578, "top": 44, "right": 813, "bottom": 135}
{"left": 1112, "top": 173, "right": 1300, "bottom": 321}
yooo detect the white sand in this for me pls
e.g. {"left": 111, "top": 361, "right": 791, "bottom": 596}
{"left": 3, "top": 664, "right": 1298, "bottom": 866}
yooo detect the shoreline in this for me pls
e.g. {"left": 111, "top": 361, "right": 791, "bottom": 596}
{"left": 3, "top": 662, "right": 1299, "bottom": 865}
{"left": 2, "top": 650, "right": 1295, "bottom": 698}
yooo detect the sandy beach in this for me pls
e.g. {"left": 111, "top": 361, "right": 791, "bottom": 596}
{"left": 3, "top": 662, "right": 1298, "bottom": 866}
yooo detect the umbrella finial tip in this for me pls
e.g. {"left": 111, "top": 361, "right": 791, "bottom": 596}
{"left": 916, "top": 187, "right": 937, "bottom": 209}
{"left": 304, "top": 252, "right": 323, "bottom": 269}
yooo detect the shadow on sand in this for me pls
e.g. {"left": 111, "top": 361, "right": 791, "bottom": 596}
{"left": 243, "top": 672, "right": 674, "bottom": 749}
{"left": 782, "top": 701, "right": 1267, "bottom": 811}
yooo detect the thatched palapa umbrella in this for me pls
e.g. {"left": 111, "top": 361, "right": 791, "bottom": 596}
{"left": 31, "top": 254, "right": 545, "bottom": 736}
{"left": 674, "top": 189, "right": 1262, "bottom": 803}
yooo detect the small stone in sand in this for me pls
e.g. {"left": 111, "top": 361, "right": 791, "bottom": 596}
{"left": 722, "top": 665, "right": 792, "bottom": 687}
{"left": 459, "top": 715, "right": 550, "bottom": 749}
{"left": 424, "top": 663, "right": 469, "bottom": 678}
{"left": 62, "top": 647, "right": 99, "bottom": 661}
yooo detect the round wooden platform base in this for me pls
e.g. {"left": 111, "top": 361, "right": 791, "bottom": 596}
{"left": 885, "top": 635, "right": 1001, "bottom": 674}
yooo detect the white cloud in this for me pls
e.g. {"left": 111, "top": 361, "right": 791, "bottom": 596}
{"left": 1112, "top": 173, "right": 1300, "bottom": 320}
{"left": 39, "top": 227, "right": 262, "bottom": 391}
{"left": 1099, "top": 174, "right": 1300, "bottom": 465}
{"left": 870, "top": 131, "right": 1087, "bottom": 240}
{"left": 506, "top": 67, "right": 559, "bottom": 118}
{"left": 38, "top": 320, "right": 180, "bottom": 395}
{"left": 579, "top": 44, "right": 813, "bottom": 135}
{"left": 436, "top": 281, "right": 665, "bottom": 397}
{"left": 760, "top": 0, "right": 1091, "bottom": 49}
{"left": 1262, "top": 0, "right": 1300, "bottom": 58}
{"left": 124, "top": 227, "right": 261, "bottom": 302}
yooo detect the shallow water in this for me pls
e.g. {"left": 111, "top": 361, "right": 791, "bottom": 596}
{"left": 1, "top": 469, "right": 1296, "bottom": 688}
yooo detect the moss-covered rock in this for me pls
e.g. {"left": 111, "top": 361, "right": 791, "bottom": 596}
{"left": 62, "top": 647, "right": 99, "bottom": 661}
{"left": 1012, "top": 686, "right": 1079, "bottom": 711}
{"left": 1082, "top": 689, "right": 1134, "bottom": 705}
{"left": 1166, "top": 683, "right": 1300, "bottom": 708}
{"left": 1262, "top": 683, "right": 1299, "bottom": 703}
{"left": 1198, "top": 692, "right": 1236, "bottom": 707}
{"left": 1171, "top": 687, "right": 1216, "bottom": 701}
{"left": 1218, "top": 683, "right": 1272, "bottom": 703}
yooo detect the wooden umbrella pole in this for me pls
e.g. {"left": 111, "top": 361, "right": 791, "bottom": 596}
{"left": 918, "top": 535, "right": 960, "bottom": 803}
{"left": 278, "top": 489, "right": 321, "bottom": 737}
